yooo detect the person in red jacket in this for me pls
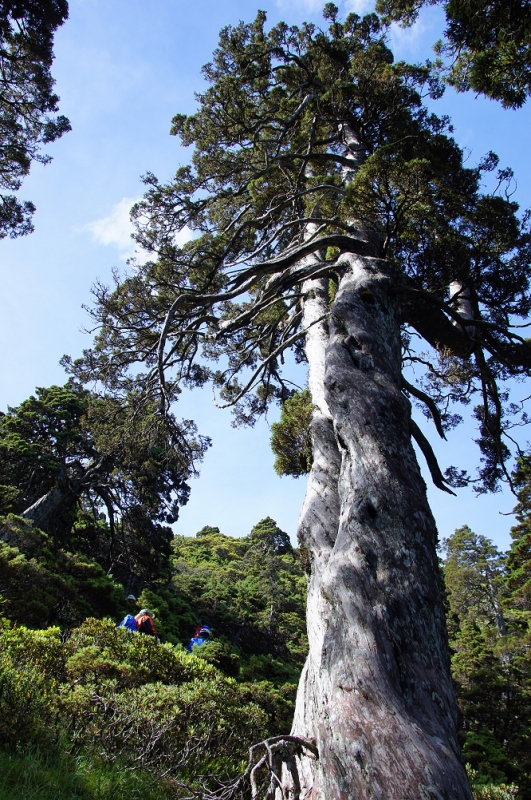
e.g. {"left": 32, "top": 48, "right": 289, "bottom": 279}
{"left": 134, "top": 609, "right": 157, "bottom": 637}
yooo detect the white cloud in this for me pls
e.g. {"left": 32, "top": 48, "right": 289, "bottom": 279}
{"left": 84, "top": 197, "right": 193, "bottom": 263}
{"left": 388, "top": 17, "right": 429, "bottom": 58}
{"left": 85, "top": 197, "right": 139, "bottom": 261}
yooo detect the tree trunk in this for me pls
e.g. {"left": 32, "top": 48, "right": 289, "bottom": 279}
{"left": 21, "top": 484, "right": 74, "bottom": 530}
{"left": 288, "top": 255, "right": 472, "bottom": 799}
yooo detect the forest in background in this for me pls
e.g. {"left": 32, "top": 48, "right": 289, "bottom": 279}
{"left": 0, "top": 385, "right": 530, "bottom": 799}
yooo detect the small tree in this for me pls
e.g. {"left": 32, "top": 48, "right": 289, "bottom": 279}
{"left": 70, "top": 8, "right": 531, "bottom": 798}
{"left": 271, "top": 389, "right": 313, "bottom": 477}
{"left": 442, "top": 526, "right": 508, "bottom": 635}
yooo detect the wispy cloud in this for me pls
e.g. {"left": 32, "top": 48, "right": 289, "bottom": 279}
{"left": 388, "top": 17, "right": 430, "bottom": 58}
{"left": 344, "top": 0, "right": 376, "bottom": 15}
{"left": 84, "top": 197, "right": 193, "bottom": 263}
{"left": 86, "top": 197, "right": 139, "bottom": 261}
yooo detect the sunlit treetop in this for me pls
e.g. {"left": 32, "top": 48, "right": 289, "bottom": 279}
{"left": 377, "top": 0, "right": 531, "bottom": 109}
{"left": 70, "top": 6, "right": 531, "bottom": 493}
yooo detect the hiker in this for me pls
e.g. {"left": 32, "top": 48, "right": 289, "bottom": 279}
{"left": 126, "top": 593, "right": 137, "bottom": 606}
{"left": 186, "top": 624, "right": 211, "bottom": 652}
{"left": 117, "top": 608, "right": 157, "bottom": 637}
{"left": 135, "top": 609, "right": 157, "bottom": 637}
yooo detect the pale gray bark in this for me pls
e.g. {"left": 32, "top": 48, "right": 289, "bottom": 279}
{"left": 286, "top": 255, "right": 471, "bottom": 799}
{"left": 449, "top": 281, "right": 474, "bottom": 322}
{"left": 290, "top": 268, "right": 342, "bottom": 793}
{"left": 21, "top": 485, "right": 71, "bottom": 529}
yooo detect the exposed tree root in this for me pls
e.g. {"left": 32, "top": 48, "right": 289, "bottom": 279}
{"left": 181, "top": 735, "right": 318, "bottom": 800}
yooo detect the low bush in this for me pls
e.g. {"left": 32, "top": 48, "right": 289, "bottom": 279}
{"left": 467, "top": 765, "right": 519, "bottom": 800}
{"left": 0, "top": 617, "right": 269, "bottom": 793}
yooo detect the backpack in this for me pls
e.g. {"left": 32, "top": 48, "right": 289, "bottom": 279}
{"left": 186, "top": 635, "right": 209, "bottom": 652}
{"left": 136, "top": 614, "right": 156, "bottom": 636}
{"left": 118, "top": 614, "right": 139, "bottom": 633}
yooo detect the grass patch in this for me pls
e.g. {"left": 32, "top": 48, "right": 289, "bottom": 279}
{"left": 0, "top": 748, "right": 178, "bottom": 800}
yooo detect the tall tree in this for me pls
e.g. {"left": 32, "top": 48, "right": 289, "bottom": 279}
{"left": 69, "top": 8, "right": 531, "bottom": 798}
{"left": 443, "top": 525, "right": 508, "bottom": 636}
{"left": 442, "top": 525, "right": 531, "bottom": 792}
{"left": 0, "top": 0, "right": 70, "bottom": 238}
{"left": 376, "top": 0, "right": 531, "bottom": 108}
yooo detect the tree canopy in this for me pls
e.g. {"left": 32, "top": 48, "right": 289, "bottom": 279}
{"left": 0, "top": 0, "right": 70, "bottom": 238}
{"left": 71, "top": 7, "right": 531, "bottom": 494}
{"left": 0, "top": 384, "right": 208, "bottom": 585}
{"left": 60, "top": 6, "right": 531, "bottom": 797}
{"left": 377, "top": 0, "right": 531, "bottom": 108}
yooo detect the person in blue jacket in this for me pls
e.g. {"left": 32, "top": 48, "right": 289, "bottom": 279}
{"left": 186, "top": 624, "right": 211, "bottom": 652}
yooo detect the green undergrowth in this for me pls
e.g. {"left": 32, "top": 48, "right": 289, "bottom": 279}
{"left": 468, "top": 766, "right": 519, "bottom": 800}
{"left": 0, "top": 617, "right": 272, "bottom": 796}
{"left": 0, "top": 747, "right": 179, "bottom": 800}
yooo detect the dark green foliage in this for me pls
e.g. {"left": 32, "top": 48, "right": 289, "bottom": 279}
{"left": 0, "top": 618, "right": 269, "bottom": 792}
{"left": 271, "top": 390, "right": 313, "bottom": 477}
{"left": 169, "top": 520, "right": 307, "bottom": 682}
{"left": 0, "top": 748, "right": 175, "bottom": 800}
{"left": 68, "top": 8, "right": 531, "bottom": 496}
{"left": 467, "top": 767, "right": 519, "bottom": 800}
{"left": 0, "top": 651, "right": 55, "bottom": 748}
{"left": 0, "top": 515, "right": 125, "bottom": 627}
{"left": 507, "top": 456, "right": 531, "bottom": 612}
{"left": 193, "top": 639, "right": 241, "bottom": 676}
{"left": 0, "top": 383, "right": 208, "bottom": 589}
{"left": 238, "top": 680, "right": 298, "bottom": 734}
{"left": 248, "top": 516, "right": 293, "bottom": 555}
{"left": 0, "top": 384, "right": 203, "bottom": 530}
{"left": 0, "top": 0, "right": 70, "bottom": 238}
{"left": 0, "top": 511, "right": 308, "bottom": 795}
{"left": 0, "top": 384, "right": 91, "bottom": 524}
{"left": 442, "top": 520, "right": 531, "bottom": 795}
{"left": 442, "top": 525, "right": 508, "bottom": 635}
{"left": 376, "top": 0, "right": 531, "bottom": 108}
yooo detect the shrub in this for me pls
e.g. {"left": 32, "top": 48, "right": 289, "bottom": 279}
{"left": 467, "top": 765, "right": 519, "bottom": 800}
{"left": 193, "top": 639, "right": 240, "bottom": 677}
{"left": 0, "top": 618, "right": 270, "bottom": 791}
{"left": 0, "top": 515, "right": 125, "bottom": 629}
{"left": 66, "top": 618, "right": 217, "bottom": 687}
{"left": 0, "top": 654, "right": 56, "bottom": 748}
{"left": 61, "top": 679, "right": 268, "bottom": 786}
{"left": 0, "top": 619, "right": 67, "bottom": 681}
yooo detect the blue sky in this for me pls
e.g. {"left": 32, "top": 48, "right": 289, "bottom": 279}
{"left": 1, "top": 0, "right": 530, "bottom": 550}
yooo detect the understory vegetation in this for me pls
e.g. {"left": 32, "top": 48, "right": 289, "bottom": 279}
{"left": 0, "top": 387, "right": 530, "bottom": 796}
{"left": 0, "top": 510, "right": 308, "bottom": 798}
{"left": 0, "top": 490, "right": 530, "bottom": 797}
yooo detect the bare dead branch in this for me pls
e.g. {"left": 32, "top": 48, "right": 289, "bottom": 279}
{"left": 410, "top": 418, "right": 456, "bottom": 495}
